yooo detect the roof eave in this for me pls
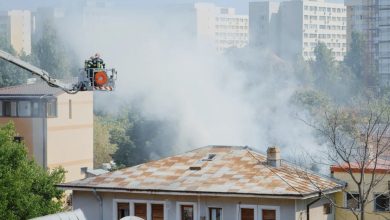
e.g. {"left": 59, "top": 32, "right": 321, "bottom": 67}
{"left": 57, "top": 185, "right": 344, "bottom": 200}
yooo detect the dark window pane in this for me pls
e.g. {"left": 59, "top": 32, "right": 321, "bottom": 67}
{"left": 346, "top": 193, "right": 360, "bottom": 209}
{"left": 18, "top": 101, "right": 31, "bottom": 117}
{"left": 375, "top": 194, "right": 390, "bottom": 211}
{"left": 241, "top": 208, "right": 254, "bottom": 220}
{"left": 152, "top": 204, "right": 164, "bottom": 220}
{"left": 4, "top": 101, "right": 11, "bottom": 116}
{"left": 46, "top": 100, "right": 57, "bottom": 117}
{"left": 32, "top": 101, "right": 40, "bottom": 117}
{"left": 117, "top": 203, "right": 129, "bottom": 220}
{"left": 262, "top": 209, "right": 275, "bottom": 220}
{"left": 181, "top": 205, "right": 193, "bottom": 220}
{"left": 209, "top": 208, "right": 222, "bottom": 220}
{"left": 135, "top": 203, "right": 147, "bottom": 219}
{"left": 323, "top": 203, "right": 332, "bottom": 214}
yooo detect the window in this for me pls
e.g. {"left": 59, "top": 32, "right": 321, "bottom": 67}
{"left": 32, "top": 101, "right": 40, "bottom": 117}
{"left": 323, "top": 203, "right": 332, "bottom": 214}
{"left": 134, "top": 203, "right": 147, "bottom": 220}
{"left": 46, "top": 100, "right": 57, "bottom": 117}
{"left": 117, "top": 203, "right": 129, "bottom": 220}
{"left": 18, "top": 101, "right": 31, "bottom": 117}
{"left": 152, "top": 204, "right": 164, "bottom": 220}
{"left": 181, "top": 205, "right": 194, "bottom": 220}
{"left": 262, "top": 209, "right": 276, "bottom": 220}
{"left": 375, "top": 194, "right": 390, "bottom": 211}
{"left": 346, "top": 193, "right": 360, "bottom": 209}
{"left": 209, "top": 208, "right": 222, "bottom": 220}
{"left": 11, "top": 101, "right": 17, "bottom": 116}
{"left": 241, "top": 208, "right": 254, "bottom": 220}
{"left": 4, "top": 101, "right": 11, "bottom": 116}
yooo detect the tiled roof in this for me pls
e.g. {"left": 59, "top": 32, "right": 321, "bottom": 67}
{"left": 0, "top": 82, "right": 64, "bottom": 96}
{"left": 60, "top": 146, "right": 343, "bottom": 198}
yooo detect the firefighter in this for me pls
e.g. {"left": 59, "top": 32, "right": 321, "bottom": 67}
{"left": 92, "top": 53, "right": 105, "bottom": 69}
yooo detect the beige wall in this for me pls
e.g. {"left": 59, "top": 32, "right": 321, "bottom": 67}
{"left": 47, "top": 92, "right": 93, "bottom": 182}
{"left": 333, "top": 171, "right": 390, "bottom": 220}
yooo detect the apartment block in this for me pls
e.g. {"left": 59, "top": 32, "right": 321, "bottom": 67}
{"left": 250, "top": 0, "right": 347, "bottom": 61}
{"left": 195, "top": 3, "right": 249, "bottom": 52}
{"left": 0, "top": 83, "right": 93, "bottom": 182}
{"left": 8, "top": 10, "right": 32, "bottom": 55}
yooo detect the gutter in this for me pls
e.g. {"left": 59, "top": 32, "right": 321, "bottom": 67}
{"left": 306, "top": 193, "right": 321, "bottom": 220}
{"left": 58, "top": 185, "right": 343, "bottom": 200}
{"left": 93, "top": 188, "right": 103, "bottom": 220}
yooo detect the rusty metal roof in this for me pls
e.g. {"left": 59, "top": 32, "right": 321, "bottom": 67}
{"left": 60, "top": 146, "right": 343, "bottom": 199}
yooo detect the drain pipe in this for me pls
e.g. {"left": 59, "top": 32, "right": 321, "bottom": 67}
{"left": 307, "top": 193, "right": 321, "bottom": 220}
{"left": 93, "top": 189, "right": 103, "bottom": 220}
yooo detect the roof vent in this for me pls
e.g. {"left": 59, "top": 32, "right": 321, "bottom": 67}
{"left": 202, "top": 154, "right": 216, "bottom": 161}
{"left": 267, "top": 146, "right": 281, "bottom": 167}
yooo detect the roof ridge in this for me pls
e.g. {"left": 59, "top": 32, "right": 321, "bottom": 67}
{"left": 246, "top": 149, "right": 305, "bottom": 196}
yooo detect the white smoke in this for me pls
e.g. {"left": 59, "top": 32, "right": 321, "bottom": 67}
{"left": 60, "top": 4, "right": 319, "bottom": 154}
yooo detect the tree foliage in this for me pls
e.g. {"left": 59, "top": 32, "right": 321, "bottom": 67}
{"left": 93, "top": 115, "right": 117, "bottom": 168}
{"left": 0, "top": 123, "right": 65, "bottom": 220}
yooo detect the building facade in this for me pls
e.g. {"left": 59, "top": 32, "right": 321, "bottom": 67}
{"left": 60, "top": 146, "right": 342, "bottom": 220}
{"left": 8, "top": 10, "right": 32, "bottom": 55}
{"left": 331, "top": 160, "right": 390, "bottom": 219}
{"left": 195, "top": 3, "right": 249, "bottom": 52}
{"left": 0, "top": 83, "right": 93, "bottom": 182}
{"left": 250, "top": 0, "right": 347, "bottom": 61}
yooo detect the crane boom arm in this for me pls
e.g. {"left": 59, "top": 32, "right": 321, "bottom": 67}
{"left": 0, "top": 49, "right": 75, "bottom": 92}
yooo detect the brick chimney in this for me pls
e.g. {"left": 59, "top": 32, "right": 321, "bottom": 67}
{"left": 267, "top": 146, "right": 281, "bottom": 167}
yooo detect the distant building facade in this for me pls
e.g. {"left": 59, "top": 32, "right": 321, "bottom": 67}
{"left": 250, "top": 0, "right": 347, "bottom": 61}
{"left": 345, "top": 0, "right": 390, "bottom": 87}
{"left": 195, "top": 3, "right": 249, "bottom": 52}
{"left": 60, "top": 146, "right": 343, "bottom": 220}
{"left": 8, "top": 10, "right": 32, "bottom": 55}
{"left": 0, "top": 83, "right": 93, "bottom": 182}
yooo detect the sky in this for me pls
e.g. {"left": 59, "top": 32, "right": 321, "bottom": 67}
{"left": 0, "top": 0, "right": 345, "bottom": 14}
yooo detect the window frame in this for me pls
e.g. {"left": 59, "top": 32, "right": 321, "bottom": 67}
{"left": 113, "top": 199, "right": 167, "bottom": 220}
{"left": 258, "top": 205, "right": 280, "bottom": 220}
{"left": 176, "top": 202, "right": 197, "bottom": 220}
{"left": 208, "top": 207, "right": 222, "bottom": 220}
{"left": 237, "top": 204, "right": 257, "bottom": 220}
{"left": 374, "top": 193, "right": 390, "bottom": 212}
{"left": 345, "top": 192, "right": 361, "bottom": 210}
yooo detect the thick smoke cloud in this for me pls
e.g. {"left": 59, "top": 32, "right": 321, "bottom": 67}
{"left": 60, "top": 5, "right": 319, "bottom": 155}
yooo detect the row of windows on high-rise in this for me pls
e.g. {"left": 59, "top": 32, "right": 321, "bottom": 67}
{"left": 215, "top": 17, "right": 248, "bottom": 23}
{"left": 304, "top": 42, "right": 346, "bottom": 48}
{"left": 304, "top": 24, "right": 346, "bottom": 30}
{"left": 304, "top": 6, "right": 346, "bottom": 13}
{"left": 304, "top": 51, "right": 346, "bottom": 57}
{"left": 304, "top": 33, "right": 347, "bottom": 39}
{"left": 216, "top": 32, "right": 248, "bottom": 38}
{"left": 216, "top": 25, "right": 248, "bottom": 30}
{"left": 304, "top": 15, "right": 346, "bottom": 22}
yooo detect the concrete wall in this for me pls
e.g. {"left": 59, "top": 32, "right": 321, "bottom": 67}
{"left": 47, "top": 92, "right": 93, "bottom": 182}
{"left": 72, "top": 191, "right": 336, "bottom": 220}
{"left": 333, "top": 171, "right": 390, "bottom": 220}
{"left": 8, "top": 10, "right": 31, "bottom": 55}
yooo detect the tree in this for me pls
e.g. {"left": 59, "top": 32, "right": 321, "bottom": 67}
{"left": 0, "top": 123, "right": 65, "bottom": 220}
{"left": 94, "top": 115, "right": 117, "bottom": 168}
{"left": 33, "top": 21, "right": 76, "bottom": 79}
{"left": 300, "top": 98, "right": 390, "bottom": 220}
{"left": 0, "top": 36, "right": 30, "bottom": 87}
{"left": 344, "top": 32, "right": 366, "bottom": 85}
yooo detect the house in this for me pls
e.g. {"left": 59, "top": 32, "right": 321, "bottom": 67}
{"left": 59, "top": 145, "right": 343, "bottom": 220}
{"left": 331, "top": 159, "right": 390, "bottom": 219}
{"left": 0, "top": 82, "right": 93, "bottom": 182}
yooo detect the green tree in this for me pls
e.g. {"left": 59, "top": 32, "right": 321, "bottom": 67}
{"left": 0, "top": 36, "right": 30, "bottom": 87}
{"left": 94, "top": 115, "right": 117, "bottom": 168}
{"left": 33, "top": 21, "right": 76, "bottom": 79}
{"left": 0, "top": 123, "right": 65, "bottom": 220}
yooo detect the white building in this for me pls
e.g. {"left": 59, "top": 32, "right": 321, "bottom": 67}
{"left": 8, "top": 10, "right": 32, "bottom": 55}
{"left": 250, "top": 0, "right": 347, "bottom": 61}
{"left": 195, "top": 3, "right": 249, "bottom": 52}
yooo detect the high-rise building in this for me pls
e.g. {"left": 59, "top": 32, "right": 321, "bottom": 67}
{"left": 249, "top": 1, "right": 280, "bottom": 49}
{"left": 8, "top": 10, "right": 32, "bottom": 55}
{"left": 0, "top": 12, "right": 10, "bottom": 44}
{"left": 345, "top": 0, "right": 390, "bottom": 87}
{"left": 345, "top": 0, "right": 378, "bottom": 86}
{"left": 195, "top": 3, "right": 249, "bottom": 52}
{"left": 250, "top": 0, "right": 347, "bottom": 61}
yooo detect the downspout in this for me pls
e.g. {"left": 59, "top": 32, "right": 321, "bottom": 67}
{"left": 93, "top": 188, "right": 103, "bottom": 220}
{"left": 306, "top": 193, "right": 321, "bottom": 220}
{"left": 39, "top": 94, "right": 49, "bottom": 169}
